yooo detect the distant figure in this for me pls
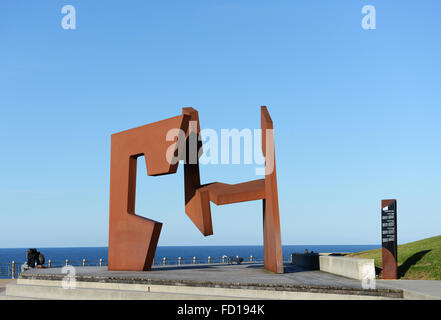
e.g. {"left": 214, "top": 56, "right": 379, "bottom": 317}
{"left": 37, "top": 252, "right": 45, "bottom": 268}
{"left": 228, "top": 256, "right": 244, "bottom": 265}
{"left": 22, "top": 249, "right": 45, "bottom": 271}
{"left": 304, "top": 249, "right": 309, "bottom": 254}
{"left": 310, "top": 251, "right": 314, "bottom": 254}
{"left": 22, "top": 249, "right": 35, "bottom": 272}
{"left": 27, "top": 249, "right": 38, "bottom": 268}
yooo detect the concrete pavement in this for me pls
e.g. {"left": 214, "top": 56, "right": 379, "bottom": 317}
{"left": 378, "top": 280, "right": 441, "bottom": 300}
{"left": 0, "top": 279, "right": 39, "bottom": 300}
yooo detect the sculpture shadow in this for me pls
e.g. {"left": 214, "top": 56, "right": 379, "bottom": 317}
{"left": 374, "top": 266, "right": 382, "bottom": 276}
{"left": 246, "top": 263, "right": 311, "bottom": 274}
{"left": 397, "top": 250, "right": 431, "bottom": 278}
{"left": 152, "top": 264, "right": 220, "bottom": 272}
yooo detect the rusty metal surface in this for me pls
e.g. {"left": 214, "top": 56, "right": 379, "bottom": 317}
{"left": 109, "top": 106, "right": 284, "bottom": 274}
{"left": 108, "top": 114, "right": 190, "bottom": 271}
{"left": 261, "top": 107, "right": 284, "bottom": 274}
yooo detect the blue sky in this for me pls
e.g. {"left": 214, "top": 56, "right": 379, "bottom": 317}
{"left": 0, "top": 0, "right": 440, "bottom": 248}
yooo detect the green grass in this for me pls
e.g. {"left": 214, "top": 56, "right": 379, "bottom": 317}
{"left": 348, "top": 235, "right": 441, "bottom": 280}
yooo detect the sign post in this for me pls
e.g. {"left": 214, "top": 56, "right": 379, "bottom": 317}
{"left": 381, "top": 199, "right": 398, "bottom": 279}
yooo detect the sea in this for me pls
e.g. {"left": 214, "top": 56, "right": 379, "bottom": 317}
{"left": 0, "top": 245, "right": 379, "bottom": 279}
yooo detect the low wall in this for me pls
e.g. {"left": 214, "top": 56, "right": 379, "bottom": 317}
{"left": 319, "top": 256, "right": 375, "bottom": 280}
{"left": 291, "top": 254, "right": 319, "bottom": 270}
{"left": 6, "top": 278, "right": 400, "bottom": 300}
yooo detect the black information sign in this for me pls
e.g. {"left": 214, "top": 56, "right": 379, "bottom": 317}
{"left": 381, "top": 199, "right": 398, "bottom": 274}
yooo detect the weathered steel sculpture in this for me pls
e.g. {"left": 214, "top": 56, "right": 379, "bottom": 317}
{"left": 184, "top": 107, "right": 284, "bottom": 274}
{"left": 108, "top": 107, "right": 284, "bottom": 273}
{"left": 108, "top": 114, "right": 190, "bottom": 271}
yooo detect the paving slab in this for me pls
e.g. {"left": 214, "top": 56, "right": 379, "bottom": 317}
{"left": 378, "top": 280, "right": 441, "bottom": 300}
{"left": 0, "top": 279, "right": 13, "bottom": 294}
{"left": 0, "top": 280, "right": 41, "bottom": 300}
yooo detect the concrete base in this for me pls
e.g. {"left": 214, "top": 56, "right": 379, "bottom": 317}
{"left": 2, "top": 263, "right": 403, "bottom": 300}
{"left": 5, "top": 278, "right": 397, "bottom": 300}
{"left": 6, "top": 280, "right": 239, "bottom": 300}
{"left": 319, "top": 256, "right": 375, "bottom": 280}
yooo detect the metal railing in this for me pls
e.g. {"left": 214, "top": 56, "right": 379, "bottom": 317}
{"left": 0, "top": 259, "right": 107, "bottom": 279}
{"left": 151, "top": 255, "right": 293, "bottom": 267}
{"left": 1, "top": 255, "right": 293, "bottom": 279}
{"left": 0, "top": 263, "right": 12, "bottom": 279}
{"left": 44, "top": 259, "right": 106, "bottom": 268}
{"left": 151, "top": 255, "right": 263, "bottom": 267}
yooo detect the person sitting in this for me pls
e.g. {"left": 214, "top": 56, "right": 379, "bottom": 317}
{"left": 22, "top": 248, "right": 35, "bottom": 272}
{"left": 24, "top": 248, "right": 45, "bottom": 269}
{"left": 27, "top": 248, "right": 38, "bottom": 268}
{"left": 37, "top": 252, "right": 45, "bottom": 268}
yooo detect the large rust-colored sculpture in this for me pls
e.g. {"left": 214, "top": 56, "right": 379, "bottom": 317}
{"left": 108, "top": 107, "right": 284, "bottom": 273}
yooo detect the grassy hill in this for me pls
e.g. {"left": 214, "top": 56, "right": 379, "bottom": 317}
{"left": 348, "top": 235, "right": 441, "bottom": 280}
